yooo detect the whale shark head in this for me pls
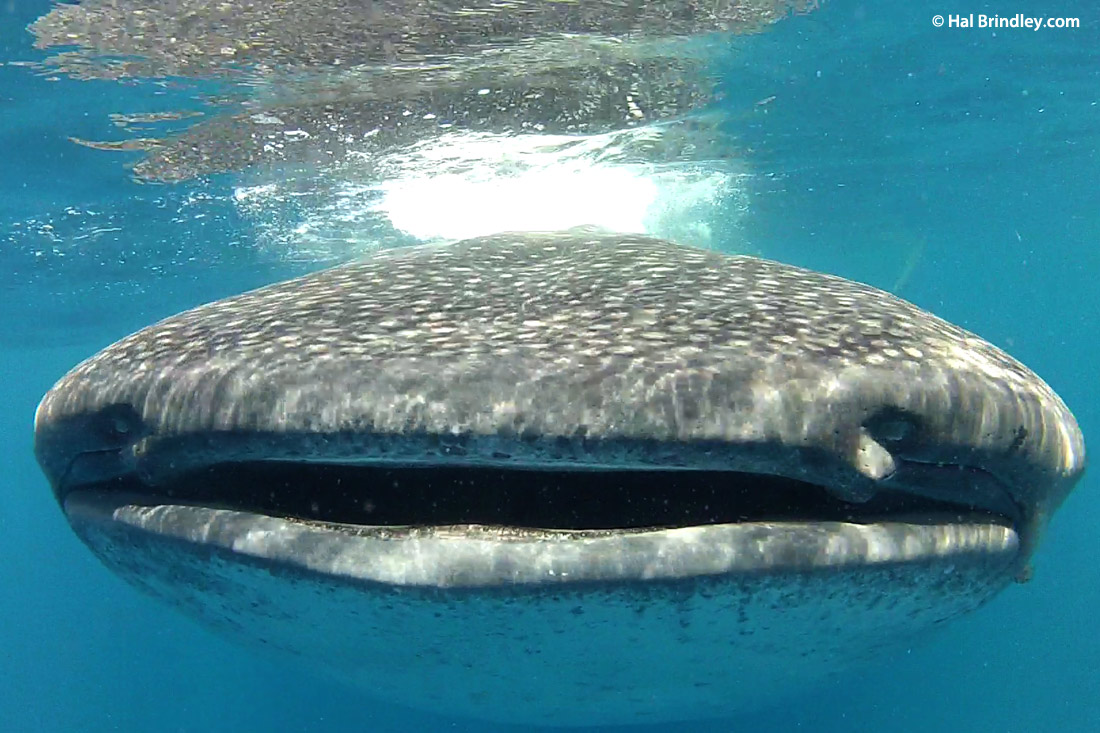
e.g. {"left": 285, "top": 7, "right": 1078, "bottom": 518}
{"left": 34, "top": 231, "right": 1085, "bottom": 725}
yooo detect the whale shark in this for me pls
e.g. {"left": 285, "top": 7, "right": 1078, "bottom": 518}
{"left": 34, "top": 231, "right": 1085, "bottom": 725}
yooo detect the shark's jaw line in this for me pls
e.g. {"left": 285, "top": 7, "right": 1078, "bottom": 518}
{"left": 61, "top": 455, "right": 1022, "bottom": 588}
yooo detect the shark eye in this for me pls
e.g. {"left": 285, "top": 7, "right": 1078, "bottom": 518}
{"left": 864, "top": 408, "right": 920, "bottom": 443}
{"left": 95, "top": 404, "right": 144, "bottom": 444}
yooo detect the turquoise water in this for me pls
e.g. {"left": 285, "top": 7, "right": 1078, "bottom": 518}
{"left": 3, "top": 1, "right": 1097, "bottom": 730}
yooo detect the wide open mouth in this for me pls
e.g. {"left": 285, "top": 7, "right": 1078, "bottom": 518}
{"left": 86, "top": 460, "right": 1015, "bottom": 532}
{"left": 62, "top": 459, "right": 1024, "bottom": 587}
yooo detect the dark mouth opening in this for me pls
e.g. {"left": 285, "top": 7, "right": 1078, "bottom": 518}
{"left": 93, "top": 461, "right": 1011, "bottom": 531}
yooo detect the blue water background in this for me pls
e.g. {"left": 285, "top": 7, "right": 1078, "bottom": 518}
{"left": 2, "top": 1, "right": 1097, "bottom": 730}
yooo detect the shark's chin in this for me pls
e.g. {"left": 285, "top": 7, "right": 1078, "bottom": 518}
{"left": 65, "top": 488, "right": 1019, "bottom": 726}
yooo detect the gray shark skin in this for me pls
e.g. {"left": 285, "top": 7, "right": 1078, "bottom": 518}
{"left": 35, "top": 231, "right": 1085, "bottom": 725}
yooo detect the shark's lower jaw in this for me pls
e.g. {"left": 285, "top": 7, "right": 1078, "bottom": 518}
{"left": 63, "top": 460, "right": 1020, "bottom": 587}
{"left": 59, "top": 459, "right": 1023, "bottom": 724}
{"left": 62, "top": 475, "right": 1019, "bottom": 726}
